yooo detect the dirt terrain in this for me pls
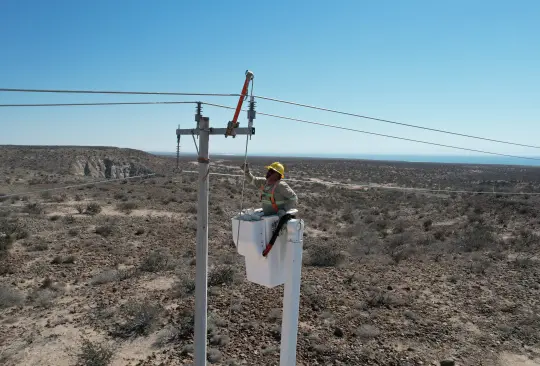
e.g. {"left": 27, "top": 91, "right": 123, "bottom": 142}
{"left": 2, "top": 146, "right": 540, "bottom": 366}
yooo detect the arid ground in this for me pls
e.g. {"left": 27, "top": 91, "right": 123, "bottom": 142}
{"left": 2, "top": 146, "right": 540, "bottom": 366}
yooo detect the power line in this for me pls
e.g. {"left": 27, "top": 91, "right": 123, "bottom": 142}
{"left": 0, "top": 173, "right": 156, "bottom": 199}
{"left": 253, "top": 95, "right": 540, "bottom": 150}
{"left": 0, "top": 88, "right": 240, "bottom": 97}
{"left": 0, "top": 101, "right": 198, "bottom": 107}
{"left": 203, "top": 102, "right": 540, "bottom": 163}
{"left": 4, "top": 88, "right": 538, "bottom": 150}
{"left": 181, "top": 170, "right": 540, "bottom": 196}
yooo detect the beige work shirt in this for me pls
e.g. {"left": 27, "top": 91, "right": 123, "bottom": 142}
{"left": 244, "top": 171, "right": 298, "bottom": 216}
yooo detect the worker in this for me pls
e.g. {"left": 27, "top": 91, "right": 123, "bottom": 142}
{"left": 240, "top": 162, "right": 298, "bottom": 217}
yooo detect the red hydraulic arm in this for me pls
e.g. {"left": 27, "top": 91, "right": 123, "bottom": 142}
{"left": 225, "top": 70, "right": 254, "bottom": 137}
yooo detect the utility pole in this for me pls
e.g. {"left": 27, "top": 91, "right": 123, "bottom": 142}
{"left": 176, "top": 94, "right": 255, "bottom": 365}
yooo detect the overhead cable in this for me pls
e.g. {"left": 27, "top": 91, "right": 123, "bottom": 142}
{"left": 180, "top": 171, "right": 540, "bottom": 196}
{"left": 203, "top": 102, "right": 540, "bottom": 163}
{"left": 253, "top": 95, "right": 540, "bottom": 150}
{"left": 0, "top": 101, "right": 198, "bottom": 107}
{"left": 0, "top": 88, "right": 240, "bottom": 97}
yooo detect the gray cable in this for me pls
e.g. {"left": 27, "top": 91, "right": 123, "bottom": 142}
{"left": 253, "top": 95, "right": 540, "bottom": 150}
{"left": 203, "top": 102, "right": 540, "bottom": 162}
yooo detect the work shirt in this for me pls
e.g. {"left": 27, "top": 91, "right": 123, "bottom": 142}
{"left": 244, "top": 171, "right": 298, "bottom": 216}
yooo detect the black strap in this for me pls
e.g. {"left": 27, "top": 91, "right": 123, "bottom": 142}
{"left": 263, "top": 214, "right": 295, "bottom": 256}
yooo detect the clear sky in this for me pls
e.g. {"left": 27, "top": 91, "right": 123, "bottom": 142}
{"left": 1, "top": 0, "right": 539, "bottom": 161}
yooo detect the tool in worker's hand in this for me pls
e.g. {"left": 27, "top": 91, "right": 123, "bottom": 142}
{"left": 225, "top": 70, "right": 254, "bottom": 138}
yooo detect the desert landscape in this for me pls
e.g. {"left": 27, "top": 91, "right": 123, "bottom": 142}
{"left": 2, "top": 145, "right": 540, "bottom": 366}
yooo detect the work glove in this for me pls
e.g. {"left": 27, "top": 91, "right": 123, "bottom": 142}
{"left": 240, "top": 163, "right": 249, "bottom": 173}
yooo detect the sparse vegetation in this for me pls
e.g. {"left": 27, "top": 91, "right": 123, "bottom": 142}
{"left": 0, "top": 284, "right": 24, "bottom": 308}
{"left": 85, "top": 203, "right": 102, "bottom": 216}
{"left": 3, "top": 148, "right": 540, "bottom": 365}
{"left": 114, "top": 301, "right": 161, "bottom": 338}
{"left": 307, "top": 245, "right": 345, "bottom": 267}
{"left": 116, "top": 202, "right": 138, "bottom": 214}
{"left": 139, "top": 249, "right": 173, "bottom": 272}
{"left": 208, "top": 265, "right": 235, "bottom": 286}
{"left": 76, "top": 338, "right": 114, "bottom": 366}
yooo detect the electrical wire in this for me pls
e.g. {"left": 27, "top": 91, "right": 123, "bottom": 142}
{"left": 180, "top": 170, "right": 540, "bottom": 196}
{"left": 0, "top": 88, "right": 240, "bottom": 97}
{"left": 253, "top": 95, "right": 540, "bottom": 150}
{"left": 0, "top": 173, "right": 156, "bottom": 199}
{"left": 203, "top": 102, "right": 540, "bottom": 163}
{"left": 2, "top": 87, "right": 537, "bottom": 150}
{"left": 0, "top": 101, "right": 198, "bottom": 107}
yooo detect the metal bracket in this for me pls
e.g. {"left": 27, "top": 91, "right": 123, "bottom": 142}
{"left": 177, "top": 127, "right": 255, "bottom": 136}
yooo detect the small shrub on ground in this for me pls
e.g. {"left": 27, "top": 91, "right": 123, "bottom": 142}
{"left": 307, "top": 245, "right": 345, "bottom": 267}
{"left": 116, "top": 202, "right": 138, "bottom": 214}
{"left": 460, "top": 225, "right": 496, "bottom": 252}
{"left": 85, "top": 203, "right": 102, "bottom": 216}
{"left": 172, "top": 277, "right": 196, "bottom": 298}
{"left": 208, "top": 265, "right": 235, "bottom": 286}
{"left": 153, "top": 312, "right": 194, "bottom": 347}
{"left": 51, "top": 255, "right": 76, "bottom": 264}
{"left": 75, "top": 204, "right": 85, "bottom": 214}
{"left": 0, "top": 285, "right": 25, "bottom": 308}
{"left": 50, "top": 215, "right": 61, "bottom": 221}
{"left": 114, "top": 301, "right": 161, "bottom": 338}
{"left": 207, "top": 348, "right": 222, "bottom": 364}
{"left": 76, "top": 338, "right": 114, "bottom": 366}
{"left": 24, "top": 202, "right": 44, "bottom": 215}
{"left": 353, "top": 324, "right": 380, "bottom": 339}
{"left": 139, "top": 249, "right": 173, "bottom": 272}
{"left": 28, "top": 288, "right": 58, "bottom": 308}
{"left": 64, "top": 215, "right": 76, "bottom": 224}
{"left": 95, "top": 225, "right": 113, "bottom": 237}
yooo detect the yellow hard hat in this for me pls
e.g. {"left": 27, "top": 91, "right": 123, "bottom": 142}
{"left": 266, "top": 162, "right": 285, "bottom": 178}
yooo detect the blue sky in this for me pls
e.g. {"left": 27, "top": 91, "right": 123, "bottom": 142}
{"left": 1, "top": 0, "right": 539, "bottom": 161}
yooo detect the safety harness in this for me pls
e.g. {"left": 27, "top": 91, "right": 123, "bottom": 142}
{"left": 259, "top": 182, "right": 295, "bottom": 257}
{"left": 259, "top": 183, "right": 280, "bottom": 213}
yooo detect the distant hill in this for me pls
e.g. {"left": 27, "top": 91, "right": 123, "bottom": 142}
{"left": 0, "top": 145, "right": 176, "bottom": 178}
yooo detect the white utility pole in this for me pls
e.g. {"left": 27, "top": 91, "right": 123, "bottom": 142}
{"left": 194, "top": 111, "right": 210, "bottom": 365}
{"left": 280, "top": 219, "right": 305, "bottom": 366}
{"left": 177, "top": 93, "right": 256, "bottom": 365}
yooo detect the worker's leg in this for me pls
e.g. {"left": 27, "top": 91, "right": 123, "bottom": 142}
{"left": 262, "top": 213, "right": 295, "bottom": 256}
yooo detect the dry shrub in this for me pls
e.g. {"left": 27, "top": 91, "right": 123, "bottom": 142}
{"left": 172, "top": 276, "right": 196, "bottom": 298}
{"left": 85, "top": 203, "right": 102, "bottom": 216}
{"left": 353, "top": 324, "right": 380, "bottom": 339}
{"left": 24, "top": 202, "right": 44, "bottom": 215}
{"left": 460, "top": 225, "right": 496, "bottom": 252}
{"left": 307, "top": 245, "right": 345, "bottom": 267}
{"left": 139, "top": 249, "right": 173, "bottom": 273}
{"left": 95, "top": 225, "right": 113, "bottom": 237}
{"left": 76, "top": 338, "right": 114, "bottom": 366}
{"left": 114, "top": 301, "right": 161, "bottom": 338}
{"left": 208, "top": 265, "right": 235, "bottom": 286}
{"left": 0, "top": 285, "right": 25, "bottom": 308}
{"left": 116, "top": 202, "right": 138, "bottom": 214}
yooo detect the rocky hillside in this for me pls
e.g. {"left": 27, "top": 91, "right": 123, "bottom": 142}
{"left": 0, "top": 146, "right": 173, "bottom": 179}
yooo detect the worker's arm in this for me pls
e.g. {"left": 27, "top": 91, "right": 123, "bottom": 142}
{"left": 241, "top": 163, "right": 266, "bottom": 188}
{"left": 279, "top": 182, "right": 298, "bottom": 212}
